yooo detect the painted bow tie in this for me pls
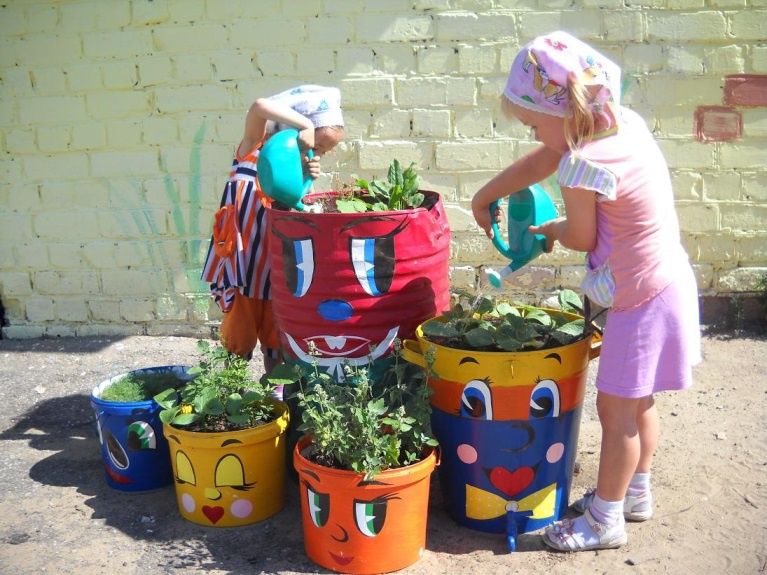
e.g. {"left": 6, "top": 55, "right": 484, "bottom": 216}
{"left": 466, "top": 482, "right": 557, "bottom": 520}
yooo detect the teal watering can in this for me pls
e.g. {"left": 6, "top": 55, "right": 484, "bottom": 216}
{"left": 256, "top": 129, "right": 314, "bottom": 211}
{"left": 485, "top": 183, "right": 558, "bottom": 288}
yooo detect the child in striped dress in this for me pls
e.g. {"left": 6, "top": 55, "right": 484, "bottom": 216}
{"left": 201, "top": 85, "right": 344, "bottom": 373}
{"left": 471, "top": 32, "right": 701, "bottom": 551}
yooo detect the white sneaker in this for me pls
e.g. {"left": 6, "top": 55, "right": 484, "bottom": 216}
{"left": 543, "top": 508, "right": 628, "bottom": 552}
{"left": 571, "top": 488, "right": 653, "bottom": 522}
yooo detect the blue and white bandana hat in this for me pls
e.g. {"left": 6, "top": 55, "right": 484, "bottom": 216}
{"left": 268, "top": 84, "right": 344, "bottom": 129}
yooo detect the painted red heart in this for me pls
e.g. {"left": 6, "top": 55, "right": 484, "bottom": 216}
{"left": 488, "top": 466, "right": 534, "bottom": 498}
{"left": 202, "top": 506, "right": 225, "bottom": 524}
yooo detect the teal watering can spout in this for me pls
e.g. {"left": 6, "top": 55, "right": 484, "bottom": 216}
{"left": 485, "top": 184, "right": 558, "bottom": 289}
{"left": 256, "top": 129, "right": 314, "bottom": 211}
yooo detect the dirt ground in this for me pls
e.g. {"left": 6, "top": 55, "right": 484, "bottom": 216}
{"left": 0, "top": 332, "right": 765, "bottom": 575}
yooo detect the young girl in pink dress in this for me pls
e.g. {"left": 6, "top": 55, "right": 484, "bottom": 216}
{"left": 472, "top": 31, "right": 701, "bottom": 551}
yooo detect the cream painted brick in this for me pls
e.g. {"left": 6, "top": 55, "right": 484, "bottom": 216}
{"left": 40, "top": 180, "right": 109, "bottom": 209}
{"left": 114, "top": 242, "right": 157, "bottom": 268}
{"left": 48, "top": 243, "right": 84, "bottom": 268}
{"left": 737, "top": 237, "right": 767, "bottom": 263}
{"left": 458, "top": 171, "right": 504, "bottom": 201}
{"left": 444, "top": 201, "right": 478, "bottom": 233}
{"left": 703, "top": 172, "right": 742, "bottom": 202}
{"left": 2, "top": 325, "right": 46, "bottom": 339}
{"left": 295, "top": 47, "right": 336, "bottom": 76}
{"left": 371, "top": 110, "right": 412, "bottom": 138}
{"left": 83, "top": 30, "right": 154, "bottom": 60}
{"left": 358, "top": 141, "right": 425, "bottom": 170}
{"left": 34, "top": 270, "right": 100, "bottom": 295}
{"left": 716, "top": 267, "right": 767, "bottom": 292}
{"left": 398, "top": 77, "right": 476, "bottom": 107}
{"left": 156, "top": 86, "right": 231, "bottom": 112}
{"left": 2, "top": 68, "right": 33, "bottom": 96}
{"left": 0, "top": 245, "right": 12, "bottom": 268}
{"left": 255, "top": 50, "right": 295, "bottom": 76}
{"left": 731, "top": 10, "right": 767, "bottom": 40}
{"left": 341, "top": 78, "right": 395, "bottom": 107}
{"left": 33, "top": 210, "right": 97, "bottom": 241}
{"left": 101, "top": 62, "right": 139, "bottom": 90}
{"left": 645, "top": 77, "right": 723, "bottom": 106}
{"left": 689, "top": 234, "right": 736, "bottom": 262}
{"left": 14, "top": 242, "right": 49, "bottom": 269}
{"left": 693, "top": 264, "right": 714, "bottom": 290}
{"left": 416, "top": 46, "right": 457, "bottom": 76}
{"left": 7, "top": 34, "right": 81, "bottom": 67}
{"left": 121, "top": 299, "right": 156, "bottom": 322}
{"left": 499, "top": 265, "right": 558, "bottom": 291}
{"left": 721, "top": 205, "right": 767, "bottom": 232}
{"left": 156, "top": 295, "right": 188, "bottom": 321}
{"left": 705, "top": 45, "right": 745, "bottom": 74}
{"left": 19, "top": 96, "right": 87, "bottom": 124}
{"left": 376, "top": 45, "right": 417, "bottom": 74}
{"left": 136, "top": 56, "right": 174, "bottom": 87}
{"left": 667, "top": 0, "right": 705, "bottom": 7}
{"left": 307, "top": 16, "right": 354, "bottom": 44}
{"left": 6, "top": 129, "right": 36, "bottom": 154}
{"left": 26, "top": 298, "right": 55, "bottom": 322}
{"left": 229, "top": 19, "right": 306, "bottom": 48}
{"left": 205, "top": 0, "right": 278, "bottom": 19}
{"left": 450, "top": 265, "right": 477, "bottom": 290}
{"left": 742, "top": 173, "right": 767, "bottom": 201}
{"left": 131, "top": 0, "right": 171, "bottom": 25}
{"left": 436, "top": 141, "right": 514, "bottom": 171}
{"left": 89, "top": 300, "right": 121, "bottom": 322}
{"left": 647, "top": 12, "right": 727, "bottom": 41}
{"left": 326, "top": 0, "right": 412, "bottom": 12}
{"left": 102, "top": 271, "right": 163, "bottom": 296}
{"left": 56, "top": 298, "right": 90, "bottom": 322}
{"left": 65, "top": 64, "right": 103, "bottom": 92}
{"left": 0, "top": 4, "right": 26, "bottom": 36}
{"left": 604, "top": 10, "right": 643, "bottom": 41}
{"left": 458, "top": 44, "right": 498, "bottom": 74}
{"left": 72, "top": 123, "right": 107, "bottom": 150}
{"left": 0, "top": 272, "right": 32, "bottom": 296}
{"left": 455, "top": 109, "right": 493, "bottom": 138}
{"left": 337, "top": 47, "right": 376, "bottom": 75}
{"left": 624, "top": 45, "right": 666, "bottom": 75}
{"left": 30, "top": 68, "right": 67, "bottom": 95}
{"left": 106, "top": 120, "right": 143, "bottom": 148}
{"left": 37, "top": 126, "right": 71, "bottom": 153}
{"left": 172, "top": 53, "right": 213, "bottom": 82}
{"left": 657, "top": 140, "right": 715, "bottom": 169}
{"left": 655, "top": 107, "right": 693, "bottom": 138}
{"left": 59, "top": 2, "right": 131, "bottom": 30}
{"left": 414, "top": 0, "right": 451, "bottom": 8}
{"left": 671, "top": 171, "right": 703, "bottom": 201}
{"left": 7, "top": 184, "right": 40, "bottom": 212}
{"left": 753, "top": 46, "right": 767, "bottom": 73}
{"left": 666, "top": 46, "right": 705, "bottom": 75}
{"left": 143, "top": 117, "right": 179, "bottom": 145}
{"left": 91, "top": 151, "right": 158, "bottom": 177}
{"left": 82, "top": 241, "right": 117, "bottom": 269}
{"left": 677, "top": 203, "right": 719, "bottom": 232}
{"left": 451, "top": 232, "right": 500, "bottom": 264}
{"left": 720, "top": 145, "right": 767, "bottom": 169}
{"left": 413, "top": 109, "right": 451, "bottom": 138}
{"left": 0, "top": 97, "right": 17, "bottom": 125}
{"left": 75, "top": 323, "right": 143, "bottom": 337}
{"left": 102, "top": 209, "right": 169, "bottom": 239}
{"left": 518, "top": 12, "right": 602, "bottom": 41}
{"left": 358, "top": 15, "right": 432, "bottom": 43}
{"left": 153, "top": 25, "right": 228, "bottom": 53}
{"left": 742, "top": 110, "right": 767, "bottom": 138}
{"left": 22, "top": 154, "right": 89, "bottom": 181}
{"left": 435, "top": 12, "right": 516, "bottom": 41}
{"left": 210, "top": 52, "right": 255, "bottom": 81}
{"left": 418, "top": 173, "right": 460, "bottom": 200}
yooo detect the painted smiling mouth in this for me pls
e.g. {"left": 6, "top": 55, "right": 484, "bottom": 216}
{"left": 329, "top": 551, "right": 354, "bottom": 566}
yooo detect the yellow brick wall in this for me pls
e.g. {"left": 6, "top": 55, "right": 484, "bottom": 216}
{"left": 1, "top": 0, "right": 765, "bottom": 338}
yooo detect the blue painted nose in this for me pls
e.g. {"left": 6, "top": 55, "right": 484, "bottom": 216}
{"left": 317, "top": 299, "right": 353, "bottom": 322}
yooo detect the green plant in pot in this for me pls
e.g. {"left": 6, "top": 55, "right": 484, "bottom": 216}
{"left": 266, "top": 343, "right": 439, "bottom": 575}
{"left": 400, "top": 289, "right": 603, "bottom": 552}
{"left": 153, "top": 340, "right": 290, "bottom": 527}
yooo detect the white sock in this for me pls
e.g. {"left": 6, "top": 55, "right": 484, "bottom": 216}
{"left": 627, "top": 472, "right": 651, "bottom": 497}
{"left": 589, "top": 493, "right": 625, "bottom": 527}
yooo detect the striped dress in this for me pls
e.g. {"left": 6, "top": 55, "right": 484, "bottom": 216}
{"left": 201, "top": 142, "right": 272, "bottom": 312}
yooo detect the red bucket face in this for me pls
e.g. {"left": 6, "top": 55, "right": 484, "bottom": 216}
{"left": 269, "top": 192, "right": 451, "bottom": 380}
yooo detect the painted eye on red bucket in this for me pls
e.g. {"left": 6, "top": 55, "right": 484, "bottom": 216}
{"left": 281, "top": 237, "right": 315, "bottom": 297}
{"left": 350, "top": 237, "right": 394, "bottom": 296}
{"left": 126, "top": 421, "right": 157, "bottom": 450}
{"left": 530, "top": 379, "right": 561, "bottom": 418}
{"left": 306, "top": 485, "right": 330, "bottom": 527}
{"left": 461, "top": 379, "right": 494, "bottom": 420}
{"left": 354, "top": 499, "right": 388, "bottom": 537}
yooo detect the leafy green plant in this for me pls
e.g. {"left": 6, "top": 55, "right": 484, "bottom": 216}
{"left": 100, "top": 371, "right": 184, "bottom": 402}
{"left": 334, "top": 159, "right": 425, "bottom": 213}
{"left": 154, "top": 340, "right": 278, "bottom": 432}
{"left": 421, "top": 289, "right": 591, "bottom": 352}
{"left": 268, "top": 342, "right": 438, "bottom": 480}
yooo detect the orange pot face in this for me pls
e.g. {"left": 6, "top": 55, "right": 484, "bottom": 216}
{"left": 293, "top": 438, "right": 436, "bottom": 575}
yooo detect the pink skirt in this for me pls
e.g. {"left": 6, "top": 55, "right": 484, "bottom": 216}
{"left": 595, "top": 263, "right": 702, "bottom": 398}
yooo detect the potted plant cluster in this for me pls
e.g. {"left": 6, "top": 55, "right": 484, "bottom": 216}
{"left": 267, "top": 159, "right": 451, "bottom": 383}
{"left": 153, "top": 340, "right": 290, "bottom": 527}
{"left": 401, "top": 290, "right": 602, "bottom": 551}
{"left": 91, "top": 365, "right": 192, "bottom": 491}
{"left": 265, "top": 342, "right": 439, "bottom": 575}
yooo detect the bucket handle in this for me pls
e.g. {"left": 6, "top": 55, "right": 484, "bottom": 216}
{"left": 400, "top": 339, "right": 425, "bottom": 367}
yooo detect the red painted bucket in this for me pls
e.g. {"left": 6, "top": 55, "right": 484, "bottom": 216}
{"left": 268, "top": 190, "right": 451, "bottom": 380}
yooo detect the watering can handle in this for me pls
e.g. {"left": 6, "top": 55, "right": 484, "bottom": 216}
{"left": 488, "top": 199, "right": 509, "bottom": 256}
{"left": 400, "top": 339, "right": 425, "bottom": 367}
{"left": 294, "top": 149, "right": 315, "bottom": 211}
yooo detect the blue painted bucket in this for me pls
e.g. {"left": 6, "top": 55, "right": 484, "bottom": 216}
{"left": 90, "top": 366, "right": 192, "bottom": 492}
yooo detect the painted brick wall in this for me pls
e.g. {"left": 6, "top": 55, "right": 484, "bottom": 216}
{"left": 1, "top": 0, "right": 765, "bottom": 338}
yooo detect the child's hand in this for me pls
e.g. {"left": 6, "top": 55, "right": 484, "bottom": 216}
{"left": 305, "top": 154, "right": 321, "bottom": 180}
{"left": 528, "top": 218, "right": 563, "bottom": 253}
{"left": 471, "top": 197, "right": 502, "bottom": 239}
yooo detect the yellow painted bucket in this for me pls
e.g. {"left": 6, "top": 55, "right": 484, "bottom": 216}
{"left": 163, "top": 401, "right": 289, "bottom": 527}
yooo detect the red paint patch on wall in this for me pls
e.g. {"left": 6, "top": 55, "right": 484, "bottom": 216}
{"left": 724, "top": 75, "right": 767, "bottom": 107}
{"left": 694, "top": 106, "right": 742, "bottom": 143}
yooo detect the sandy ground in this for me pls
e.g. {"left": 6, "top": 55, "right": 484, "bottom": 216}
{"left": 0, "top": 332, "right": 765, "bottom": 575}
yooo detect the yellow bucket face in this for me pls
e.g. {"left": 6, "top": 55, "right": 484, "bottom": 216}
{"left": 163, "top": 403, "right": 289, "bottom": 527}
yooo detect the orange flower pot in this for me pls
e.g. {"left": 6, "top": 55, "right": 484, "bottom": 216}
{"left": 293, "top": 436, "right": 437, "bottom": 574}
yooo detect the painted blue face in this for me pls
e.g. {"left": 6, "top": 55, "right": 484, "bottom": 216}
{"left": 431, "top": 405, "right": 582, "bottom": 535}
